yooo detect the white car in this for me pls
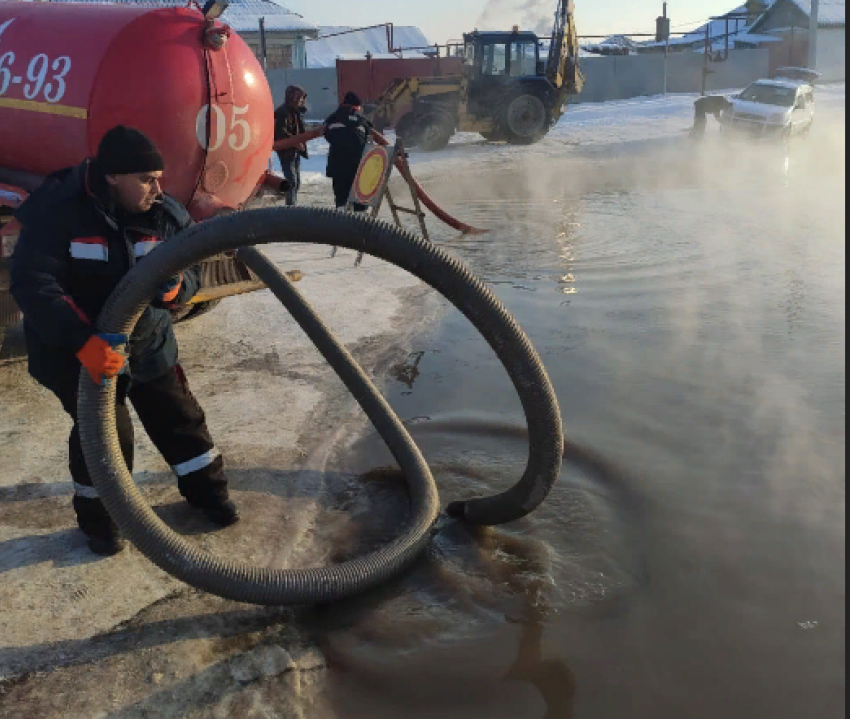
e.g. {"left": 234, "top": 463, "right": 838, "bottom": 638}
{"left": 721, "top": 68, "right": 818, "bottom": 142}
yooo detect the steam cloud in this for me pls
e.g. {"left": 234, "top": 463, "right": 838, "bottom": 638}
{"left": 476, "top": 0, "right": 555, "bottom": 36}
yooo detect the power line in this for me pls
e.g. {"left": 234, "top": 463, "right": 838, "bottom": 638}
{"left": 671, "top": 17, "right": 711, "bottom": 29}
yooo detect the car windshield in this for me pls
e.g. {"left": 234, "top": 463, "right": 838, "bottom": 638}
{"left": 739, "top": 84, "right": 797, "bottom": 107}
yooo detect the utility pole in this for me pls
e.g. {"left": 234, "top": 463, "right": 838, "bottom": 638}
{"left": 809, "top": 0, "right": 819, "bottom": 70}
{"left": 701, "top": 21, "right": 710, "bottom": 96}
{"left": 658, "top": 2, "right": 671, "bottom": 95}
{"left": 259, "top": 17, "right": 268, "bottom": 72}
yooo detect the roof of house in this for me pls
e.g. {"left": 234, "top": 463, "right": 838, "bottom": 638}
{"left": 641, "top": 0, "right": 845, "bottom": 52}
{"left": 45, "top": 0, "right": 317, "bottom": 34}
{"left": 221, "top": 0, "right": 317, "bottom": 34}
{"left": 641, "top": 5, "right": 755, "bottom": 49}
{"left": 750, "top": 0, "right": 846, "bottom": 31}
{"left": 306, "top": 26, "right": 431, "bottom": 68}
{"left": 786, "top": 0, "right": 846, "bottom": 26}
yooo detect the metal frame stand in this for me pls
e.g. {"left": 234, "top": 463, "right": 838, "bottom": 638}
{"left": 331, "top": 139, "right": 430, "bottom": 266}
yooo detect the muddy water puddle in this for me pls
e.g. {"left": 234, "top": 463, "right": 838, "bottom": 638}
{"left": 1, "top": 117, "right": 845, "bottom": 718}
{"left": 313, "top": 128, "right": 845, "bottom": 718}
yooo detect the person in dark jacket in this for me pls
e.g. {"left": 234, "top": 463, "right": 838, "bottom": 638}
{"left": 274, "top": 85, "right": 309, "bottom": 206}
{"left": 691, "top": 94, "right": 733, "bottom": 139}
{"left": 10, "top": 126, "right": 239, "bottom": 557}
{"left": 325, "top": 92, "right": 372, "bottom": 211}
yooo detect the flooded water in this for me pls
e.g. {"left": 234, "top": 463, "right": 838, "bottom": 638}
{"left": 1, "top": 107, "right": 844, "bottom": 719}
{"left": 309, "top": 123, "right": 846, "bottom": 718}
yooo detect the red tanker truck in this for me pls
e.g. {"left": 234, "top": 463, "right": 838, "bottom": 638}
{"left": 0, "top": 0, "right": 285, "bottom": 337}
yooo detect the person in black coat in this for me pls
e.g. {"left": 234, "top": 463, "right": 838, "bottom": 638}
{"left": 691, "top": 95, "right": 733, "bottom": 139}
{"left": 10, "top": 126, "right": 240, "bottom": 556}
{"left": 325, "top": 92, "right": 372, "bottom": 211}
{"left": 274, "top": 85, "right": 309, "bottom": 206}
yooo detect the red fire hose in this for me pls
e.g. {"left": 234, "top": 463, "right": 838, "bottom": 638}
{"left": 273, "top": 127, "right": 489, "bottom": 236}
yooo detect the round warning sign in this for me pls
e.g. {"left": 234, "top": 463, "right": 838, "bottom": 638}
{"left": 352, "top": 146, "right": 391, "bottom": 205}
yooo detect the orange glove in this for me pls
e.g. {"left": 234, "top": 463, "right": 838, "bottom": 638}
{"left": 158, "top": 273, "right": 183, "bottom": 304}
{"left": 76, "top": 334, "right": 127, "bottom": 386}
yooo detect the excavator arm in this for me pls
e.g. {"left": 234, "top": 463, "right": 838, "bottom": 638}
{"left": 547, "top": 0, "right": 584, "bottom": 114}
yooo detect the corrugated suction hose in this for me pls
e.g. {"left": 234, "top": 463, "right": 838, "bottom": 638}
{"left": 78, "top": 207, "right": 564, "bottom": 606}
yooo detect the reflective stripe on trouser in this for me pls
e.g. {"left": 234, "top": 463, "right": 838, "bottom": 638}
{"left": 50, "top": 365, "right": 228, "bottom": 533}
{"left": 128, "top": 366, "right": 228, "bottom": 505}
{"left": 173, "top": 449, "right": 221, "bottom": 477}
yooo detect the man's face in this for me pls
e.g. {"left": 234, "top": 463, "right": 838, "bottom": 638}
{"left": 106, "top": 171, "right": 163, "bottom": 214}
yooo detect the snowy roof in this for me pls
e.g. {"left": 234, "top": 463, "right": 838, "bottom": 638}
{"left": 786, "top": 0, "right": 846, "bottom": 26}
{"left": 220, "top": 0, "right": 316, "bottom": 34}
{"left": 45, "top": 0, "right": 317, "bottom": 34}
{"left": 642, "top": 5, "right": 754, "bottom": 48}
{"left": 681, "top": 5, "right": 751, "bottom": 41}
{"left": 750, "top": 0, "right": 846, "bottom": 30}
{"left": 592, "top": 35, "right": 640, "bottom": 48}
{"left": 306, "top": 26, "right": 431, "bottom": 68}
{"left": 543, "top": 39, "right": 596, "bottom": 58}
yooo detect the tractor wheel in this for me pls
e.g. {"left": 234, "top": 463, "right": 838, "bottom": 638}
{"left": 416, "top": 114, "right": 454, "bottom": 152}
{"left": 500, "top": 93, "right": 550, "bottom": 145}
{"left": 395, "top": 113, "right": 418, "bottom": 147}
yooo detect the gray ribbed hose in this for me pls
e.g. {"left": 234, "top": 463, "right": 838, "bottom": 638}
{"left": 78, "top": 207, "right": 564, "bottom": 606}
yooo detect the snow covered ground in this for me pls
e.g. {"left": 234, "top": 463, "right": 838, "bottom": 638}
{"left": 280, "top": 83, "right": 847, "bottom": 189}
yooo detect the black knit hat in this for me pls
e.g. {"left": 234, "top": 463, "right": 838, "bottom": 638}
{"left": 96, "top": 126, "right": 165, "bottom": 176}
{"left": 343, "top": 91, "right": 362, "bottom": 107}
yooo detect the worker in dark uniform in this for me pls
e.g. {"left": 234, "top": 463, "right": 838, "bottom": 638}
{"left": 10, "top": 126, "right": 239, "bottom": 557}
{"left": 274, "top": 85, "right": 309, "bottom": 206}
{"left": 691, "top": 95, "right": 733, "bottom": 139}
{"left": 325, "top": 92, "right": 372, "bottom": 211}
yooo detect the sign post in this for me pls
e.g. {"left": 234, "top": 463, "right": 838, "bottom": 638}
{"left": 331, "top": 138, "right": 431, "bottom": 266}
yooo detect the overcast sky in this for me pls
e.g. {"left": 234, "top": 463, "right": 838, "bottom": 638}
{"left": 284, "top": 0, "right": 744, "bottom": 44}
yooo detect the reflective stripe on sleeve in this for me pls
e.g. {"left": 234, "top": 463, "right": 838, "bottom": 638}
{"left": 173, "top": 450, "right": 220, "bottom": 477}
{"left": 134, "top": 240, "right": 160, "bottom": 258}
{"left": 70, "top": 242, "right": 108, "bottom": 261}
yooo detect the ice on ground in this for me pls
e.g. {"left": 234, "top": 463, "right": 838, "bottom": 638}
{"left": 0, "top": 240, "right": 438, "bottom": 678}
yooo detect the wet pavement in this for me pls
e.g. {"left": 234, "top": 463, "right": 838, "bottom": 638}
{"left": 1, "top": 100, "right": 845, "bottom": 718}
